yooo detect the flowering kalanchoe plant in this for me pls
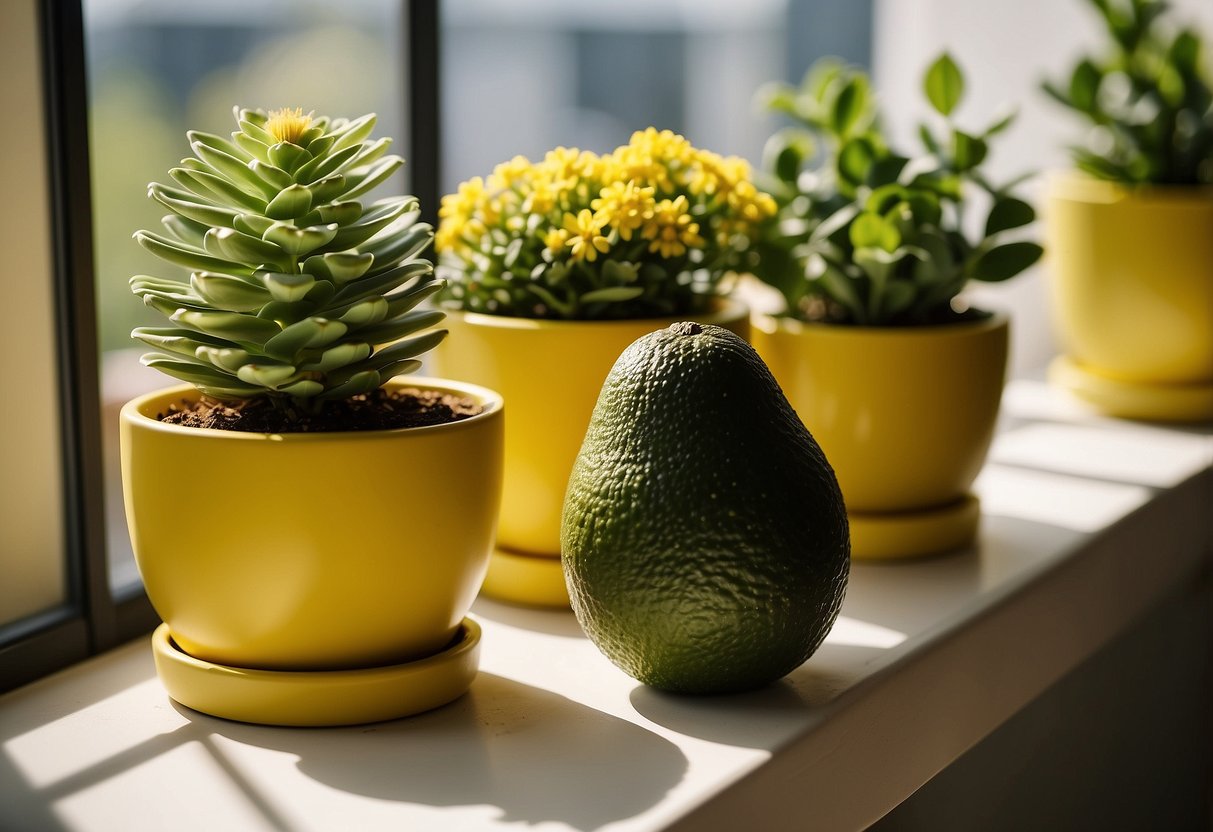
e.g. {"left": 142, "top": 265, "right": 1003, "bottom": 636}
{"left": 434, "top": 128, "right": 777, "bottom": 319}
{"left": 753, "top": 56, "right": 1043, "bottom": 326}
{"left": 131, "top": 107, "right": 444, "bottom": 412}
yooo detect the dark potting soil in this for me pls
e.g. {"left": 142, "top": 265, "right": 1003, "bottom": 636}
{"left": 157, "top": 387, "right": 482, "bottom": 433}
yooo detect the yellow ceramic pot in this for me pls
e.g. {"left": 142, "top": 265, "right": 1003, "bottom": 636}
{"left": 120, "top": 377, "right": 503, "bottom": 672}
{"left": 753, "top": 313, "right": 1008, "bottom": 558}
{"left": 1045, "top": 174, "right": 1213, "bottom": 420}
{"left": 431, "top": 300, "right": 750, "bottom": 605}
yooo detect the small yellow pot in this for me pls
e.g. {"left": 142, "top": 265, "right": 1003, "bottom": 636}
{"left": 753, "top": 313, "right": 1008, "bottom": 558}
{"left": 120, "top": 377, "right": 503, "bottom": 672}
{"left": 431, "top": 300, "right": 750, "bottom": 605}
{"left": 1045, "top": 174, "right": 1213, "bottom": 420}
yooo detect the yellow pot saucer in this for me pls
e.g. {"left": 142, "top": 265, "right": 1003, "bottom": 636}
{"left": 480, "top": 548, "right": 570, "bottom": 608}
{"left": 1049, "top": 355, "right": 1213, "bottom": 423}
{"left": 151, "top": 618, "right": 481, "bottom": 727}
{"left": 850, "top": 494, "right": 980, "bottom": 560}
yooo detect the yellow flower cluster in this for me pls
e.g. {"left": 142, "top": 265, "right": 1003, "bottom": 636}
{"left": 435, "top": 128, "right": 776, "bottom": 265}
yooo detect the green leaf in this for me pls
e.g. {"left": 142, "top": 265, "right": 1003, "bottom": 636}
{"left": 327, "top": 113, "right": 378, "bottom": 154}
{"left": 311, "top": 201, "right": 363, "bottom": 226}
{"left": 264, "top": 184, "right": 313, "bottom": 220}
{"left": 192, "top": 141, "right": 275, "bottom": 199}
{"left": 234, "top": 213, "right": 275, "bottom": 238}
{"left": 204, "top": 227, "right": 285, "bottom": 266}
{"left": 195, "top": 346, "right": 254, "bottom": 373}
{"left": 581, "top": 287, "right": 645, "bottom": 303}
{"left": 141, "top": 354, "right": 259, "bottom": 392}
{"left": 169, "top": 168, "right": 267, "bottom": 213}
{"left": 919, "top": 124, "right": 941, "bottom": 154}
{"left": 338, "top": 157, "right": 405, "bottom": 202}
{"left": 330, "top": 263, "right": 438, "bottom": 306}
{"left": 969, "top": 241, "right": 1044, "bottom": 282}
{"left": 264, "top": 318, "right": 349, "bottom": 360}
{"left": 172, "top": 308, "right": 282, "bottom": 343}
{"left": 984, "top": 197, "right": 1036, "bottom": 236}
{"left": 237, "top": 362, "right": 299, "bottom": 389}
{"left": 951, "top": 130, "right": 988, "bottom": 171}
{"left": 867, "top": 155, "right": 909, "bottom": 188}
{"left": 131, "top": 327, "right": 236, "bottom": 359}
{"left": 135, "top": 231, "right": 253, "bottom": 276}
{"left": 1169, "top": 30, "right": 1201, "bottom": 74}
{"left": 365, "top": 329, "right": 448, "bottom": 370}
{"left": 866, "top": 184, "right": 907, "bottom": 215}
{"left": 324, "top": 199, "right": 411, "bottom": 250}
{"left": 238, "top": 118, "right": 276, "bottom": 147}
{"left": 148, "top": 184, "right": 241, "bottom": 228}
{"left": 849, "top": 212, "right": 901, "bottom": 252}
{"left": 296, "top": 341, "right": 372, "bottom": 373}
{"left": 268, "top": 141, "right": 310, "bottom": 173}
{"left": 924, "top": 53, "right": 964, "bottom": 117}
{"left": 316, "top": 370, "right": 380, "bottom": 400}
{"left": 1069, "top": 59, "right": 1102, "bottom": 113}
{"left": 258, "top": 271, "right": 316, "bottom": 302}
{"left": 187, "top": 130, "right": 254, "bottom": 164}
{"left": 763, "top": 130, "right": 813, "bottom": 184}
{"left": 191, "top": 272, "right": 270, "bottom": 312}
{"left": 262, "top": 222, "right": 339, "bottom": 256}
{"left": 357, "top": 217, "right": 431, "bottom": 267}
{"left": 831, "top": 75, "right": 869, "bottom": 137}
{"left": 356, "top": 308, "right": 445, "bottom": 345}
{"left": 983, "top": 108, "right": 1018, "bottom": 138}
{"left": 248, "top": 159, "right": 293, "bottom": 191}
{"left": 302, "top": 251, "right": 376, "bottom": 283}
{"left": 838, "top": 137, "right": 876, "bottom": 186}
{"left": 295, "top": 143, "right": 362, "bottom": 185}
{"left": 336, "top": 297, "right": 389, "bottom": 326}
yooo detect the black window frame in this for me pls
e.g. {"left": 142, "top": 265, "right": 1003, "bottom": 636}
{"left": 0, "top": 0, "right": 441, "bottom": 694}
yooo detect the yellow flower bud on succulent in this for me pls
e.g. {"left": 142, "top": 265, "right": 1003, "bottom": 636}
{"left": 265, "top": 107, "right": 313, "bottom": 145}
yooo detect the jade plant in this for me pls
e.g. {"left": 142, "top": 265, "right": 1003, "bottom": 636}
{"left": 753, "top": 55, "right": 1043, "bottom": 325}
{"left": 131, "top": 107, "right": 444, "bottom": 415}
{"left": 433, "top": 128, "right": 777, "bottom": 319}
{"left": 1042, "top": 0, "right": 1213, "bottom": 185}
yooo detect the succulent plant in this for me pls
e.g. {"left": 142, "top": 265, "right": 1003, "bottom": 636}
{"left": 434, "top": 129, "right": 776, "bottom": 320}
{"left": 752, "top": 55, "right": 1043, "bottom": 326}
{"left": 131, "top": 107, "right": 444, "bottom": 411}
{"left": 1043, "top": 0, "right": 1213, "bottom": 186}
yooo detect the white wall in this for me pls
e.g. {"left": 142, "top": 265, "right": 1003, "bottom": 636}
{"left": 874, "top": 0, "right": 1213, "bottom": 375}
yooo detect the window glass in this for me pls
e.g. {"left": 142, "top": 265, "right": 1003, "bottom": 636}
{"left": 439, "top": 0, "right": 872, "bottom": 191}
{"left": 0, "top": 0, "right": 67, "bottom": 627}
{"left": 83, "top": 0, "right": 406, "bottom": 591}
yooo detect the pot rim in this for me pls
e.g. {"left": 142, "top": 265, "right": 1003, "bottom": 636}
{"left": 1046, "top": 170, "right": 1213, "bottom": 204}
{"left": 754, "top": 309, "right": 1009, "bottom": 341}
{"left": 440, "top": 296, "right": 748, "bottom": 331}
{"left": 121, "top": 375, "right": 503, "bottom": 441}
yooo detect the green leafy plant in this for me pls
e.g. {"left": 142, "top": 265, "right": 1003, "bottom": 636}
{"left": 434, "top": 129, "right": 776, "bottom": 320}
{"left": 754, "top": 55, "right": 1043, "bottom": 326}
{"left": 1042, "top": 0, "right": 1213, "bottom": 185}
{"left": 131, "top": 107, "right": 445, "bottom": 411}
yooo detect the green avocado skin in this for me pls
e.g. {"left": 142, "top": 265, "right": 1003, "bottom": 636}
{"left": 561, "top": 322, "right": 851, "bottom": 694}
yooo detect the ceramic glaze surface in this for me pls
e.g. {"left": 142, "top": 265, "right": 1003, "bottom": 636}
{"left": 753, "top": 314, "right": 1008, "bottom": 513}
{"left": 431, "top": 301, "right": 750, "bottom": 557}
{"left": 121, "top": 378, "right": 503, "bottom": 671}
{"left": 1046, "top": 175, "right": 1213, "bottom": 384}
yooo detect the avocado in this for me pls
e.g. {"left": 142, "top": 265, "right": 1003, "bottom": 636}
{"left": 561, "top": 322, "right": 850, "bottom": 694}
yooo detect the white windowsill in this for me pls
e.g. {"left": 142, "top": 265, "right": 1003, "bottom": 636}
{"left": 2, "top": 379, "right": 1211, "bottom": 832}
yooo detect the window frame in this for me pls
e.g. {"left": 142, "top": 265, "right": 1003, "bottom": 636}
{"left": 0, "top": 0, "right": 441, "bottom": 694}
